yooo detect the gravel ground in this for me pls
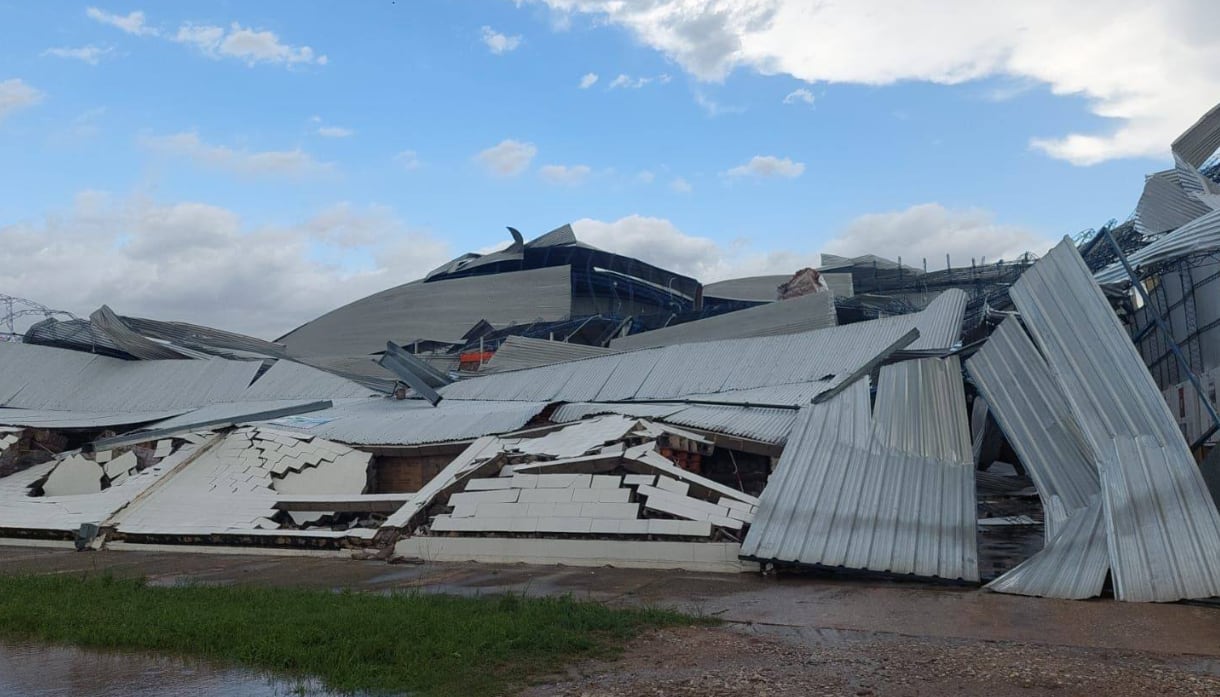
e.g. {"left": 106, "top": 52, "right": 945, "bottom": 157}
{"left": 524, "top": 625, "right": 1220, "bottom": 696}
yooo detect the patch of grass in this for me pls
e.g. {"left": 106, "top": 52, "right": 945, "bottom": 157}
{"left": 0, "top": 573, "right": 702, "bottom": 696}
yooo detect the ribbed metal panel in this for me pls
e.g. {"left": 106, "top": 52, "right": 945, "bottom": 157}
{"left": 1133, "top": 170, "right": 1213, "bottom": 236}
{"left": 966, "top": 317, "right": 1100, "bottom": 539}
{"left": 441, "top": 291, "right": 965, "bottom": 405}
{"left": 242, "top": 360, "right": 380, "bottom": 400}
{"left": 0, "top": 342, "right": 261, "bottom": 412}
{"left": 278, "top": 265, "right": 574, "bottom": 357}
{"left": 1097, "top": 208, "right": 1220, "bottom": 283}
{"left": 264, "top": 398, "right": 548, "bottom": 446}
{"left": 610, "top": 291, "right": 837, "bottom": 350}
{"left": 482, "top": 336, "right": 619, "bottom": 373}
{"left": 1012, "top": 238, "right": 1220, "bottom": 601}
{"left": 873, "top": 356, "right": 972, "bottom": 465}
{"left": 137, "top": 399, "right": 334, "bottom": 432}
{"left": 1171, "top": 101, "right": 1220, "bottom": 168}
{"left": 0, "top": 407, "right": 188, "bottom": 428}
{"left": 740, "top": 378, "right": 978, "bottom": 581}
{"left": 987, "top": 497, "right": 1109, "bottom": 600}
{"left": 551, "top": 402, "right": 797, "bottom": 445}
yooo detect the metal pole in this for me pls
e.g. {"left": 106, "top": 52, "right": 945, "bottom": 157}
{"left": 1102, "top": 227, "right": 1220, "bottom": 440}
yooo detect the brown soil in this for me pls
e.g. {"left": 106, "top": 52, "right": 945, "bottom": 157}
{"left": 523, "top": 625, "right": 1220, "bottom": 697}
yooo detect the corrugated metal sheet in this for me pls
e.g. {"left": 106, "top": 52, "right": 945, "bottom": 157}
{"left": 740, "top": 376, "right": 978, "bottom": 581}
{"left": 135, "top": 399, "right": 335, "bottom": 432}
{"left": 873, "top": 356, "right": 972, "bottom": 465}
{"left": 702, "top": 273, "right": 855, "bottom": 301}
{"left": 1096, "top": 208, "right": 1220, "bottom": 283}
{"left": 552, "top": 402, "right": 797, "bottom": 445}
{"left": 0, "top": 407, "right": 188, "bottom": 428}
{"left": 987, "top": 497, "right": 1109, "bottom": 600}
{"left": 1133, "top": 170, "right": 1213, "bottom": 237}
{"left": 278, "top": 265, "right": 574, "bottom": 358}
{"left": 516, "top": 415, "right": 639, "bottom": 457}
{"left": 1012, "top": 238, "right": 1220, "bottom": 601}
{"left": 482, "top": 335, "right": 620, "bottom": 373}
{"left": 242, "top": 360, "right": 381, "bottom": 400}
{"left": 0, "top": 342, "right": 262, "bottom": 412}
{"left": 610, "top": 290, "right": 838, "bottom": 350}
{"left": 441, "top": 290, "right": 964, "bottom": 406}
{"left": 89, "top": 305, "right": 194, "bottom": 360}
{"left": 966, "top": 317, "right": 1100, "bottom": 539}
{"left": 264, "top": 398, "right": 549, "bottom": 446}
{"left": 1171, "top": 101, "right": 1220, "bottom": 169}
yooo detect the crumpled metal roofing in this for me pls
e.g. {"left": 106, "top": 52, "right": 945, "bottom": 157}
{"left": 441, "top": 290, "right": 966, "bottom": 406}
{"left": 482, "top": 335, "right": 620, "bottom": 373}
{"left": 702, "top": 273, "right": 854, "bottom": 302}
{"left": 986, "top": 497, "right": 1109, "bottom": 600}
{"left": 966, "top": 317, "right": 1100, "bottom": 540}
{"left": 241, "top": 359, "right": 381, "bottom": 400}
{"left": 133, "top": 399, "right": 336, "bottom": 433}
{"left": 552, "top": 402, "right": 798, "bottom": 445}
{"left": 1012, "top": 238, "right": 1220, "bottom": 601}
{"left": 609, "top": 290, "right": 838, "bottom": 350}
{"left": 1133, "top": 169, "right": 1213, "bottom": 236}
{"left": 740, "top": 361, "right": 978, "bottom": 582}
{"left": 1096, "top": 207, "right": 1220, "bottom": 283}
{"left": 0, "top": 407, "right": 188, "bottom": 429}
{"left": 277, "top": 265, "right": 574, "bottom": 358}
{"left": 0, "top": 342, "right": 261, "bottom": 412}
{"left": 262, "top": 398, "right": 549, "bottom": 446}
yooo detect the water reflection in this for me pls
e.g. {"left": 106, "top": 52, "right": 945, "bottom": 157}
{"left": 0, "top": 640, "right": 354, "bottom": 697}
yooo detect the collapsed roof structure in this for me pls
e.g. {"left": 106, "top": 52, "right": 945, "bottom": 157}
{"left": 5, "top": 104, "right": 1220, "bottom": 604}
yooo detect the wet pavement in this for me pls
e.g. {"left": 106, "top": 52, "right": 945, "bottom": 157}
{"left": 2, "top": 543, "right": 1218, "bottom": 659}
{"left": 0, "top": 640, "right": 353, "bottom": 697}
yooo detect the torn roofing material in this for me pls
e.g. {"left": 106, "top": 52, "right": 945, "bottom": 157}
{"left": 740, "top": 388, "right": 977, "bottom": 581}
{"left": 440, "top": 290, "right": 965, "bottom": 406}
{"left": 0, "top": 408, "right": 189, "bottom": 429}
{"left": 239, "top": 359, "right": 382, "bottom": 400}
{"left": 90, "top": 305, "right": 194, "bottom": 360}
{"left": 986, "top": 497, "right": 1110, "bottom": 600}
{"left": 258, "top": 398, "right": 550, "bottom": 446}
{"left": 703, "top": 273, "right": 854, "bottom": 302}
{"left": 482, "top": 335, "right": 620, "bottom": 373}
{"left": 741, "top": 361, "right": 978, "bottom": 582}
{"left": 966, "top": 317, "right": 1100, "bottom": 540}
{"left": 553, "top": 402, "right": 798, "bottom": 445}
{"left": 1011, "top": 238, "right": 1220, "bottom": 601}
{"left": 609, "top": 289, "right": 838, "bottom": 351}
{"left": 276, "top": 265, "right": 574, "bottom": 359}
{"left": 0, "top": 342, "right": 262, "bottom": 412}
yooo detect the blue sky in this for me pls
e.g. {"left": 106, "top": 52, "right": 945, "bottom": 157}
{"left": 1, "top": 1, "right": 1214, "bottom": 336}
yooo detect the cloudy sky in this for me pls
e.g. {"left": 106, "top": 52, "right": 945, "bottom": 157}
{"left": 2, "top": 1, "right": 1215, "bottom": 338}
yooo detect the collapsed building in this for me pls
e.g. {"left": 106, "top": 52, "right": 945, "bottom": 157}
{"left": 5, "top": 107, "right": 1220, "bottom": 604}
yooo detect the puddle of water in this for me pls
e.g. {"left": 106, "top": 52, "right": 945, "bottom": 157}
{"left": 0, "top": 640, "right": 368, "bottom": 697}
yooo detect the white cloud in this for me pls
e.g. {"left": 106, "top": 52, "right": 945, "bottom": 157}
{"left": 476, "top": 139, "right": 537, "bottom": 176}
{"left": 670, "top": 176, "right": 692, "bottom": 193}
{"left": 608, "top": 73, "right": 671, "bottom": 89}
{"left": 635, "top": 170, "right": 656, "bottom": 184}
{"left": 42, "top": 45, "right": 113, "bottom": 65}
{"left": 481, "top": 26, "right": 522, "bottom": 54}
{"left": 725, "top": 155, "right": 805, "bottom": 178}
{"left": 0, "top": 193, "right": 451, "bottom": 338}
{"left": 140, "top": 132, "right": 333, "bottom": 177}
{"left": 537, "top": 0, "right": 1220, "bottom": 165}
{"left": 539, "top": 164, "right": 591, "bottom": 185}
{"left": 395, "top": 150, "right": 421, "bottom": 170}
{"left": 174, "top": 22, "right": 326, "bottom": 66}
{"left": 316, "top": 125, "right": 354, "bottom": 138}
{"left": 693, "top": 91, "right": 745, "bottom": 116}
{"left": 0, "top": 79, "right": 43, "bottom": 124}
{"left": 571, "top": 205, "right": 1050, "bottom": 283}
{"left": 86, "top": 7, "right": 157, "bottom": 36}
{"left": 579, "top": 72, "right": 599, "bottom": 88}
{"left": 822, "top": 203, "right": 1053, "bottom": 265}
{"left": 783, "top": 87, "right": 814, "bottom": 105}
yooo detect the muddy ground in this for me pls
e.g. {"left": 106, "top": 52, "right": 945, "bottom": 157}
{"left": 526, "top": 625, "right": 1220, "bottom": 697}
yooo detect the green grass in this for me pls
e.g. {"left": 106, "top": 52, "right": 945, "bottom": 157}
{"left": 0, "top": 574, "right": 702, "bottom": 696}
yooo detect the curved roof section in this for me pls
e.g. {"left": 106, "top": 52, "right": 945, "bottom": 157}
{"left": 277, "top": 265, "right": 574, "bottom": 358}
